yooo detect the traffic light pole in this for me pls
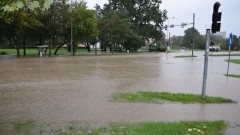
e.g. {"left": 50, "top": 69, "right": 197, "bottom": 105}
{"left": 202, "top": 29, "right": 210, "bottom": 99}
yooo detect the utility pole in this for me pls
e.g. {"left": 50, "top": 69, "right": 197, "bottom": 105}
{"left": 169, "top": 33, "right": 171, "bottom": 47}
{"left": 202, "top": 29, "right": 210, "bottom": 99}
{"left": 70, "top": 0, "right": 74, "bottom": 56}
{"left": 192, "top": 13, "right": 195, "bottom": 56}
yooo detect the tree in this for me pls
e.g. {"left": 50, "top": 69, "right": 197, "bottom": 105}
{"left": 73, "top": 1, "right": 99, "bottom": 52}
{"left": 182, "top": 28, "right": 204, "bottom": 49}
{"left": 0, "top": 9, "right": 42, "bottom": 56}
{"left": 0, "top": 0, "right": 53, "bottom": 13}
{"left": 105, "top": 0, "right": 167, "bottom": 41}
{"left": 0, "top": 0, "right": 53, "bottom": 56}
{"left": 231, "top": 35, "right": 240, "bottom": 50}
{"left": 98, "top": 8, "right": 133, "bottom": 52}
{"left": 171, "top": 36, "right": 183, "bottom": 49}
{"left": 37, "top": 0, "right": 71, "bottom": 56}
{"left": 210, "top": 34, "right": 227, "bottom": 50}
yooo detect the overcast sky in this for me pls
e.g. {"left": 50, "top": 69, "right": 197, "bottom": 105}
{"left": 85, "top": 0, "right": 240, "bottom": 37}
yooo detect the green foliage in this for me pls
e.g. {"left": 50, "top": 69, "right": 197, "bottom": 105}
{"left": 107, "top": 0, "right": 167, "bottom": 41}
{"left": 0, "top": 51, "right": 7, "bottom": 55}
{"left": 98, "top": 8, "right": 133, "bottom": 51}
{"left": 210, "top": 34, "right": 227, "bottom": 50}
{"left": 182, "top": 27, "right": 205, "bottom": 49}
{"left": 0, "top": 0, "right": 53, "bottom": 12}
{"left": 231, "top": 35, "right": 240, "bottom": 50}
{"left": 112, "top": 91, "right": 236, "bottom": 104}
{"left": 171, "top": 36, "right": 183, "bottom": 48}
{"left": 123, "top": 34, "right": 145, "bottom": 52}
{"left": 73, "top": 2, "right": 99, "bottom": 44}
{"left": 0, "top": 0, "right": 101, "bottom": 55}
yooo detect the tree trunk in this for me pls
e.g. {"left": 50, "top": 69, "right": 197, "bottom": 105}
{"left": 48, "top": 37, "right": 52, "bottom": 57}
{"left": 14, "top": 38, "right": 20, "bottom": 57}
{"left": 87, "top": 45, "right": 91, "bottom": 52}
{"left": 54, "top": 42, "right": 66, "bottom": 55}
{"left": 23, "top": 38, "right": 26, "bottom": 56}
{"left": 16, "top": 43, "right": 20, "bottom": 57}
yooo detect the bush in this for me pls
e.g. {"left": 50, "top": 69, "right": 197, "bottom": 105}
{"left": 0, "top": 51, "right": 7, "bottom": 55}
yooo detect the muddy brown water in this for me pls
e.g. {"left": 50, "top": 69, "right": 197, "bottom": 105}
{"left": 0, "top": 51, "right": 240, "bottom": 134}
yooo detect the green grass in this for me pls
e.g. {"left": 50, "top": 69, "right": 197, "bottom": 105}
{"left": 92, "top": 121, "right": 226, "bottom": 135}
{"left": 210, "top": 53, "right": 240, "bottom": 56}
{"left": 225, "top": 74, "right": 240, "bottom": 78}
{"left": 0, "top": 48, "right": 89, "bottom": 56}
{"left": 175, "top": 55, "right": 197, "bottom": 58}
{"left": 9, "top": 120, "right": 226, "bottom": 135}
{"left": 225, "top": 59, "right": 240, "bottom": 64}
{"left": 112, "top": 91, "right": 236, "bottom": 104}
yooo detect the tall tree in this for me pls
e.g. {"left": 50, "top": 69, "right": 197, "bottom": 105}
{"left": 106, "top": 0, "right": 167, "bottom": 41}
{"left": 98, "top": 8, "right": 133, "bottom": 52}
{"left": 0, "top": 0, "right": 53, "bottom": 56}
{"left": 182, "top": 28, "right": 204, "bottom": 49}
{"left": 231, "top": 35, "right": 240, "bottom": 50}
{"left": 73, "top": 1, "right": 99, "bottom": 52}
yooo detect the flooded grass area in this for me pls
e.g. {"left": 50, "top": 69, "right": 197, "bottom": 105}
{"left": 175, "top": 55, "right": 197, "bottom": 58}
{"left": 6, "top": 120, "right": 226, "bottom": 135}
{"left": 225, "top": 74, "right": 240, "bottom": 78}
{"left": 112, "top": 91, "right": 236, "bottom": 104}
{"left": 225, "top": 59, "right": 240, "bottom": 64}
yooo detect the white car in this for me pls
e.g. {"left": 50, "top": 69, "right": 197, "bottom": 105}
{"left": 209, "top": 45, "right": 221, "bottom": 52}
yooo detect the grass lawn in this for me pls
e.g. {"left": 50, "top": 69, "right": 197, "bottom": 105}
{"left": 225, "top": 74, "right": 240, "bottom": 78}
{"left": 10, "top": 120, "right": 226, "bottom": 135}
{"left": 0, "top": 48, "right": 89, "bottom": 56}
{"left": 209, "top": 53, "right": 240, "bottom": 57}
{"left": 175, "top": 55, "right": 197, "bottom": 58}
{"left": 112, "top": 91, "right": 236, "bottom": 104}
{"left": 225, "top": 59, "right": 240, "bottom": 64}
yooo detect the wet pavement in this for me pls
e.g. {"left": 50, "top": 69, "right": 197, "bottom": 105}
{"left": 0, "top": 51, "right": 240, "bottom": 134}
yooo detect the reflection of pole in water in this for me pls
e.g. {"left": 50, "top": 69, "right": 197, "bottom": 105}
{"left": 227, "top": 47, "right": 231, "bottom": 75}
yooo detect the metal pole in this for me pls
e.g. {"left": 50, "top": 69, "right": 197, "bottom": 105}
{"left": 202, "top": 29, "right": 210, "bottom": 99}
{"left": 70, "top": 0, "right": 74, "bottom": 56}
{"left": 167, "top": 19, "right": 169, "bottom": 43}
{"left": 192, "top": 13, "right": 195, "bottom": 56}
{"left": 227, "top": 47, "right": 231, "bottom": 75}
{"left": 169, "top": 32, "right": 171, "bottom": 46}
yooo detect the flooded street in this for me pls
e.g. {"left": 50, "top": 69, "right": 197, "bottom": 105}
{"left": 0, "top": 51, "right": 240, "bottom": 134}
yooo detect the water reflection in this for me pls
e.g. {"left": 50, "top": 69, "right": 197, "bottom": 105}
{"left": 0, "top": 52, "right": 239, "bottom": 132}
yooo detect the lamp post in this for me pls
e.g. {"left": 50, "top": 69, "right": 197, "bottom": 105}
{"left": 166, "top": 17, "right": 175, "bottom": 46}
{"left": 192, "top": 13, "right": 195, "bottom": 56}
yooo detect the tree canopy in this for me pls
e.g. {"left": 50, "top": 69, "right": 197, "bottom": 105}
{"left": 181, "top": 27, "right": 205, "bottom": 49}
{"left": 106, "top": 0, "right": 167, "bottom": 41}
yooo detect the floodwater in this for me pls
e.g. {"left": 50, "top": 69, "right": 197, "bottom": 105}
{"left": 0, "top": 51, "right": 240, "bottom": 134}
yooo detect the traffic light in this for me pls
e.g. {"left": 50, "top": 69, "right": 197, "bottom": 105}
{"left": 165, "top": 25, "right": 168, "bottom": 30}
{"left": 211, "top": 2, "right": 222, "bottom": 33}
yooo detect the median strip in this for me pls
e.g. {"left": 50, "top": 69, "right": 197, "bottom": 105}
{"left": 112, "top": 91, "right": 236, "bottom": 104}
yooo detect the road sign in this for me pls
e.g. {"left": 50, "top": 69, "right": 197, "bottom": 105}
{"left": 228, "top": 33, "right": 233, "bottom": 47}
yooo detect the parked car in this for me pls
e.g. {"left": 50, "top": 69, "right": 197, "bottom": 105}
{"left": 209, "top": 45, "right": 221, "bottom": 52}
